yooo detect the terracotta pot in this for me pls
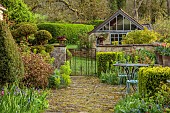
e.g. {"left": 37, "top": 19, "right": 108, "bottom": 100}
{"left": 155, "top": 52, "right": 163, "bottom": 65}
{"left": 162, "top": 55, "right": 170, "bottom": 66}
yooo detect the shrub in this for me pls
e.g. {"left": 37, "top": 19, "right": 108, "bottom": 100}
{"left": 48, "top": 61, "right": 71, "bottom": 88}
{"left": 96, "top": 52, "right": 124, "bottom": 75}
{"left": 48, "top": 69, "right": 60, "bottom": 89}
{"left": 114, "top": 93, "right": 163, "bottom": 113}
{"left": 39, "top": 50, "right": 55, "bottom": 65}
{"left": 34, "top": 30, "right": 52, "bottom": 45}
{"left": 100, "top": 62, "right": 118, "bottom": 85}
{"left": 0, "top": 83, "right": 48, "bottom": 112}
{"left": 1, "top": 0, "right": 36, "bottom": 23}
{"left": 0, "top": 21, "right": 24, "bottom": 86}
{"left": 59, "top": 61, "right": 72, "bottom": 86}
{"left": 77, "top": 33, "right": 94, "bottom": 50}
{"left": 12, "top": 23, "right": 37, "bottom": 42}
{"left": 122, "top": 27, "right": 159, "bottom": 44}
{"left": 21, "top": 53, "right": 54, "bottom": 88}
{"left": 88, "top": 20, "right": 104, "bottom": 26}
{"left": 138, "top": 67, "right": 170, "bottom": 97}
{"left": 45, "top": 44, "right": 54, "bottom": 53}
{"left": 37, "top": 23, "right": 94, "bottom": 44}
{"left": 31, "top": 45, "right": 46, "bottom": 53}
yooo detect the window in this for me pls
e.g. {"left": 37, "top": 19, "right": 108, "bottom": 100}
{"left": 110, "top": 18, "right": 116, "bottom": 30}
{"left": 131, "top": 23, "right": 137, "bottom": 30}
{"left": 124, "top": 17, "right": 130, "bottom": 30}
{"left": 111, "top": 33, "right": 126, "bottom": 45}
{"left": 104, "top": 23, "right": 109, "bottom": 30}
{"left": 117, "top": 15, "right": 123, "bottom": 30}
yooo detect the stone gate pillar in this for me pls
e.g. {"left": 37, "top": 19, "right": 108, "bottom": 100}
{"left": 50, "top": 45, "right": 66, "bottom": 68}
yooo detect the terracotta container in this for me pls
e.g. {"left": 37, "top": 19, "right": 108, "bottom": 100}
{"left": 155, "top": 52, "right": 163, "bottom": 65}
{"left": 162, "top": 55, "right": 170, "bottom": 66}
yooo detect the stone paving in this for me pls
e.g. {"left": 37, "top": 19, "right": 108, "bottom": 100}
{"left": 46, "top": 76, "right": 125, "bottom": 113}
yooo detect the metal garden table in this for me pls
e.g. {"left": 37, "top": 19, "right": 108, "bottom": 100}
{"left": 113, "top": 63, "right": 149, "bottom": 93}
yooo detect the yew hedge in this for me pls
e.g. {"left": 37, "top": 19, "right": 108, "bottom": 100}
{"left": 37, "top": 23, "right": 94, "bottom": 44}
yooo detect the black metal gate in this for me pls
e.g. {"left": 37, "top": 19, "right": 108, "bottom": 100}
{"left": 68, "top": 48, "right": 97, "bottom": 76}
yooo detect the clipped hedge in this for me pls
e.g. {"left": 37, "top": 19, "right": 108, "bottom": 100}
{"left": 37, "top": 23, "right": 94, "bottom": 44}
{"left": 138, "top": 67, "right": 170, "bottom": 96}
{"left": 96, "top": 52, "right": 124, "bottom": 75}
{"left": 0, "top": 21, "right": 24, "bottom": 85}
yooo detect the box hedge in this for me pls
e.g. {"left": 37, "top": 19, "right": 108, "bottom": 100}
{"left": 37, "top": 23, "right": 94, "bottom": 44}
{"left": 138, "top": 66, "right": 170, "bottom": 96}
{"left": 0, "top": 21, "right": 24, "bottom": 86}
{"left": 96, "top": 52, "right": 124, "bottom": 75}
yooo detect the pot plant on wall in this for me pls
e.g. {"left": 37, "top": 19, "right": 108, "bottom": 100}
{"left": 161, "top": 43, "right": 170, "bottom": 66}
{"left": 97, "top": 33, "right": 108, "bottom": 45}
{"left": 154, "top": 45, "right": 164, "bottom": 65}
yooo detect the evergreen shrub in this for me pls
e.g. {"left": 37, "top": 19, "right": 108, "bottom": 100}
{"left": 138, "top": 67, "right": 170, "bottom": 96}
{"left": 96, "top": 52, "right": 124, "bottom": 75}
{"left": 12, "top": 23, "right": 37, "bottom": 42}
{"left": 34, "top": 30, "right": 52, "bottom": 45}
{"left": 37, "top": 23, "right": 94, "bottom": 44}
{"left": 88, "top": 20, "right": 104, "bottom": 26}
{"left": 45, "top": 44, "right": 54, "bottom": 53}
{"left": 0, "top": 21, "right": 24, "bottom": 86}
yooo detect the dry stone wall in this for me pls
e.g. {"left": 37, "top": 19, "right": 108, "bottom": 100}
{"left": 96, "top": 44, "right": 154, "bottom": 53}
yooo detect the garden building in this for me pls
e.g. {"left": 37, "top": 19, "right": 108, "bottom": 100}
{"left": 89, "top": 9, "right": 151, "bottom": 45}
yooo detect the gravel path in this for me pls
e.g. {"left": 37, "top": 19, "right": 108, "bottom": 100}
{"left": 46, "top": 76, "right": 125, "bottom": 113}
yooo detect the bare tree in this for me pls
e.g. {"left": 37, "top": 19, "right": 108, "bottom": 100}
{"left": 133, "top": 0, "right": 144, "bottom": 21}
{"left": 167, "top": 0, "right": 170, "bottom": 16}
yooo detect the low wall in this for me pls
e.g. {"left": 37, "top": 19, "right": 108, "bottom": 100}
{"left": 96, "top": 44, "right": 154, "bottom": 53}
{"left": 51, "top": 45, "right": 66, "bottom": 68}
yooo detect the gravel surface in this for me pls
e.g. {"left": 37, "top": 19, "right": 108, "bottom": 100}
{"left": 45, "top": 76, "right": 125, "bottom": 113}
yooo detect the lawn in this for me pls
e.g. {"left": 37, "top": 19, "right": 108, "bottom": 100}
{"left": 69, "top": 56, "right": 97, "bottom": 76}
{"left": 66, "top": 45, "right": 78, "bottom": 49}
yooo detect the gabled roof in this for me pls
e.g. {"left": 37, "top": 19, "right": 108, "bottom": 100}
{"left": 89, "top": 9, "right": 144, "bottom": 34}
{"left": 142, "top": 24, "right": 152, "bottom": 30}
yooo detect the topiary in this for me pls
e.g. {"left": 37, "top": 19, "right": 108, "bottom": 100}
{"left": 0, "top": 21, "right": 24, "bottom": 86}
{"left": 34, "top": 30, "right": 52, "bottom": 45}
{"left": 12, "top": 23, "right": 37, "bottom": 42}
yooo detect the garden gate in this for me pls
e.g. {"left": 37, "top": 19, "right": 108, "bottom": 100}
{"left": 68, "top": 48, "right": 97, "bottom": 76}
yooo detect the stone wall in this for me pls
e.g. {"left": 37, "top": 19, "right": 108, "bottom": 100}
{"left": 96, "top": 44, "right": 154, "bottom": 53}
{"left": 50, "top": 45, "right": 66, "bottom": 68}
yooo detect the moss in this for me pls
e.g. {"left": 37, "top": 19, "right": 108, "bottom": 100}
{"left": 0, "top": 21, "right": 24, "bottom": 85}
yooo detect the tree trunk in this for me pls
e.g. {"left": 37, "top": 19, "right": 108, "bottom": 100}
{"left": 167, "top": 0, "right": 170, "bottom": 17}
{"left": 133, "top": 0, "right": 144, "bottom": 21}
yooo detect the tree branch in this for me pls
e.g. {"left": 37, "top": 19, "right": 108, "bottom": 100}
{"left": 137, "top": 0, "right": 144, "bottom": 10}
{"left": 56, "top": 0, "right": 78, "bottom": 13}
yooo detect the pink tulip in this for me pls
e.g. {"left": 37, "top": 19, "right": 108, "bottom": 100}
{"left": 1, "top": 90, "right": 4, "bottom": 96}
{"left": 162, "top": 43, "right": 166, "bottom": 47}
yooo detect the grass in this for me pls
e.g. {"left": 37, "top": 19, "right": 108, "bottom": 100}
{"left": 66, "top": 45, "right": 78, "bottom": 49}
{"left": 69, "top": 56, "right": 97, "bottom": 76}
